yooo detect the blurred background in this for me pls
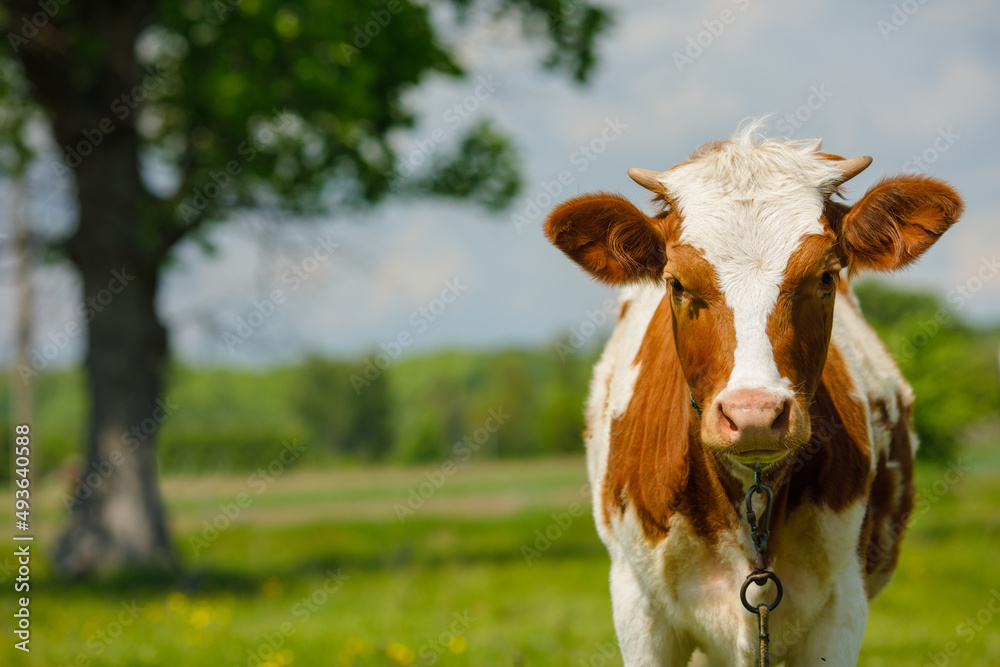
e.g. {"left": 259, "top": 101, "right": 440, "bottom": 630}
{"left": 0, "top": 0, "right": 998, "bottom": 665}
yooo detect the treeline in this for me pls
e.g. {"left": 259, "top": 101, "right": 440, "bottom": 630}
{"left": 0, "top": 283, "right": 997, "bottom": 479}
{"left": 0, "top": 345, "right": 600, "bottom": 478}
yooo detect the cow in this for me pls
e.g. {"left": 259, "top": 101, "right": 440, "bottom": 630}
{"left": 544, "top": 121, "right": 963, "bottom": 666}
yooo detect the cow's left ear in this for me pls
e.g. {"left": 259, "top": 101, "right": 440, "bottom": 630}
{"left": 839, "top": 175, "right": 963, "bottom": 272}
{"left": 545, "top": 193, "right": 666, "bottom": 285}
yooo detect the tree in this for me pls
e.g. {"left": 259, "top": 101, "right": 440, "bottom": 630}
{"left": 0, "top": 0, "right": 611, "bottom": 576}
{"left": 292, "top": 358, "right": 392, "bottom": 460}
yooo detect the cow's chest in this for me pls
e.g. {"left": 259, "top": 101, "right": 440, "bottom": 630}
{"left": 606, "top": 497, "right": 869, "bottom": 662}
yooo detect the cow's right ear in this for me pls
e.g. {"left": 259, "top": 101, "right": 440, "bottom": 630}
{"left": 544, "top": 194, "right": 666, "bottom": 286}
{"left": 838, "top": 175, "right": 963, "bottom": 272}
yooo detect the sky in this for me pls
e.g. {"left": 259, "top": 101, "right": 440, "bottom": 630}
{"left": 2, "top": 0, "right": 999, "bottom": 368}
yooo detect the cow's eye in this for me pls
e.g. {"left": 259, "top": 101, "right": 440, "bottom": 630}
{"left": 671, "top": 278, "right": 684, "bottom": 295}
{"left": 819, "top": 271, "right": 837, "bottom": 299}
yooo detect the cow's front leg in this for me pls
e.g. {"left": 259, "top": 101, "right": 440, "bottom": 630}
{"left": 610, "top": 558, "right": 694, "bottom": 666}
{"left": 785, "top": 571, "right": 868, "bottom": 667}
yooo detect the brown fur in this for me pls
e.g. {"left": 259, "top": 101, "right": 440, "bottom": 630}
{"left": 545, "top": 194, "right": 666, "bottom": 286}
{"left": 840, "top": 176, "right": 963, "bottom": 272}
{"left": 766, "top": 232, "right": 841, "bottom": 430}
{"left": 602, "top": 293, "right": 739, "bottom": 542}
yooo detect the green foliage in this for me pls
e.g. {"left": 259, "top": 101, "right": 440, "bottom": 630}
{"left": 0, "top": 56, "right": 36, "bottom": 173}
{"left": 451, "top": 0, "right": 614, "bottom": 82}
{"left": 151, "top": 0, "right": 463, "bottom": 215}
{"left": 417, "top": 120, "right": 522, "bottom": 210}
{"left": 0, "top": 0, "right": 613, "bottom": 228}
{"left": 158, "top": 427, "right": 305, "bottom": 471}
{"left": 0, "top": 344, "right": 600, "bottom": 478}
{"left": 387, "top": 347, "right": 597, "bottom": 463}
{"left": 854, "top": 281, "right": 1000, "bottom": 461}
{"left": 291, "top": 357, "right": 392, "bottom": 460}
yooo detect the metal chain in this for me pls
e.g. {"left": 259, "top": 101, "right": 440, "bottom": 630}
{"left": 739, "top": 464, "right": 783, "bottom": 667}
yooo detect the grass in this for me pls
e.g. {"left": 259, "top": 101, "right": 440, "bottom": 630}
{"left": 3, "top": 430, "right": 1000, "bottom": 667}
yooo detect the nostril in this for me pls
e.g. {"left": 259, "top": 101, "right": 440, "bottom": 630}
{"left": 770, "top": 400, "right": 791, "bottom": 437}
{"left": 717, "top": 403, "right": 739, "bottom": 433}
{"left": 724, "top": 413, "right": 738, "bottom": 433}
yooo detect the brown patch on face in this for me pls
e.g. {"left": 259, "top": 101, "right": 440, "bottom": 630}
{"left": 663, "top": 242, "right": 736, "bottom": 412}
{"left": 602, "top": 294, "right": 739, "bottom": 542}
{"left": 861, "top": 400, "right": 915, "bottom": 595}
{"left": 767, "top": 233, "right": 841, "bottom": 409}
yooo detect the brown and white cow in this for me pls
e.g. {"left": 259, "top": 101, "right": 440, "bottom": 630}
{"left": 544, "top": 123, "right": 962, "bottom": 666}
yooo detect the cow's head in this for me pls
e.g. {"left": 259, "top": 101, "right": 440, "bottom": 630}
{"left": 545, "top": 125, "right": 962, "bottom": 466}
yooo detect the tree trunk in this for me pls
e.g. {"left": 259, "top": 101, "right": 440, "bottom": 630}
{"left": 51, "top": 114, "right": 175, "bottom": 577}
{"left": 5, "top": 0, "right": 175, "bottom": 576}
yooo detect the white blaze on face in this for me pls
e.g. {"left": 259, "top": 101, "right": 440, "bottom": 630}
{"left": 658, "top": 125, "right": 844, "bottom": 395}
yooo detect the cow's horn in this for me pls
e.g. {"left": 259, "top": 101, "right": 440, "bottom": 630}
{"left": 627, "top": 168, "right": 666, "bottom": 193}
{"left": 832, "top": 156, "right": 873, "bottom": 185}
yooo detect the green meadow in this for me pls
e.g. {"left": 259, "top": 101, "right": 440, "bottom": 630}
{"left": 3, "top": 423, "right": 999, "bottom": 667}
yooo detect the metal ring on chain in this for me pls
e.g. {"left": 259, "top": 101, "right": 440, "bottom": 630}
{"left": 740, "top": 570, "right": 783, "bottom": 613}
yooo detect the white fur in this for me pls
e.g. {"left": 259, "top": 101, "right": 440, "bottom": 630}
{"left": 659, "top": 121, "right": 843, "bottom": 396}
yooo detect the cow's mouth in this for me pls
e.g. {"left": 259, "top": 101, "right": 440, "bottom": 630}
{"left": 726, "top": 448, "right": 790, "bottom": 466}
